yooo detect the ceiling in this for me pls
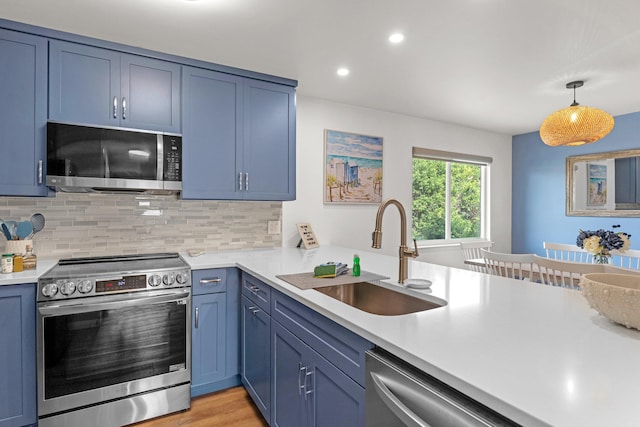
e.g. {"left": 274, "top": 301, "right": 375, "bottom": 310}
{"left": 4, "top": 0, "right": 640, "bottom": 136}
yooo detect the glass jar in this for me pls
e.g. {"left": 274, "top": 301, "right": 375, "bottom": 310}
{"left": 13, "top": 254, "right": 23, "bottom": 272}
{"left": 23, "top": 245, "right": 37, "bottom": 270}
{"left": 2, "top": 254, "right": 13, "bottom": 274}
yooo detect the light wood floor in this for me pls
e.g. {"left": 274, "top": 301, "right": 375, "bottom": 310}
{"left": 131, "top": 387, "right": 268, "bottom": 427}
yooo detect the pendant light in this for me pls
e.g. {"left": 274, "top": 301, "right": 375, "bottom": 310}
{"left": 539, "top": 81, "right": 614, "bottom": 147}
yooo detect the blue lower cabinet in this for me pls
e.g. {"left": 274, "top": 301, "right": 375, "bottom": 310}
{"left": 272, "top": 321, "right": 365, "bottom": 427}
{"left": 0, "top": 283, "right": 37, "bottom": 427}
{"left": 191, "top": 268, "right": 241, "bottom": 397}
{"left": 241, "top": 295, "right": 271, "bottom": 423}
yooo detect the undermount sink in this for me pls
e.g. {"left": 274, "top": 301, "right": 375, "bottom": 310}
{"left": 314, "top": 281, "right": 446, "bottom": 315}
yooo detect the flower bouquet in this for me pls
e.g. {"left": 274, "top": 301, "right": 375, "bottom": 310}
{"left": 576, "top": 225, "right": 631, "bottom": 264}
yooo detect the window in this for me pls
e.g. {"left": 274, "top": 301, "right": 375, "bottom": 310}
{"left": 412, "top": 147, "right": 491, "bottom": 243}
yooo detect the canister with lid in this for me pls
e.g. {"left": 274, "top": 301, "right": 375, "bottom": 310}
{"left": 2, "top": 254, "right": 13, "bottom": 273}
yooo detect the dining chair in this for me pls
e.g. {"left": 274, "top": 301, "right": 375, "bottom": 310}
{"left": 533, "top": 255, "right": 603, "bottom": 288}
{"left": 602, "top": 264, "right": 640, "bottom": 276}
{"left": 460, "top": 241, "right": 493, "bottom": 272}
{"left": 543, "top": 242, "right": 593, "bottom": 263}
{"left": 610, "top": 248, "right": 640, "bottom": 269}
{"left": 480, "top": 249, "right": 536, "bottom": 280}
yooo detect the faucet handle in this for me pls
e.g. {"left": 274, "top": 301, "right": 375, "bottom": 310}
{"left": 403, "top": 239, "right": 419, "bottom": 258}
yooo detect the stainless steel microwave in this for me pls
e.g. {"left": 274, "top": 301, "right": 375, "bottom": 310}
{"left": 47, "top": 122, "right": 182, "bottom": 194}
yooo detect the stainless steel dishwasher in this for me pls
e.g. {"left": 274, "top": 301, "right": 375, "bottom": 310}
{"left": 366, "top": 349, "right": 521, "bottom": 427}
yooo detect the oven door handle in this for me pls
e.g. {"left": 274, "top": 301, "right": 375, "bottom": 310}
{"left": 38, "top": 291, "right": 190, "bottom": 316}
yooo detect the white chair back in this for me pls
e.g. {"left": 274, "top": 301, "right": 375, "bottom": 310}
{"left": 460, "top": 241, "right": 493, "bottom": 272}
{"left": 543, "top": 242, "right": 593, "bottom": 263}
{"left": 533, "top": 255, "right": 602, "bottom": 288}
{"left": 610, "top": 248, "right": 640, "bottom": 269}
{"left": 602, "top": 264, "right": 640, "bottom": 276}
{"left": 481, "top": 249, "right": 536, "bottom": 280}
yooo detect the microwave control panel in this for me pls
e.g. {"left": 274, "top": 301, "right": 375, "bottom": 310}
{"left": 163, "top": 135, "right": 182, "bottom": 182}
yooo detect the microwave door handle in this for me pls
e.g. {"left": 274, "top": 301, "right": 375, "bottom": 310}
{"left": 102, "top": 146, "right": 110, "bottom": 178}
{"left": 157, "top": 134, "right": 164, "bottom": 180}
{"left": 370, "top": 372, "right": 431, "bottom": 427}
{"left": 38, "top": 291, "right": 190, "bottom": 316}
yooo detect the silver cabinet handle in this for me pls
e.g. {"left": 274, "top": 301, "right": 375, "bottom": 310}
{"left": 195, "top": 306, "right": 199, "bottom": 329}
{"left": 370, "top": 372, "right": 430, "bottom": 427}
{"left": 245, "top": 173, "right": 249, "bottom": 191}
{"left": 113, "top": 96, "right": 118, "bottom": 119}
{"left": 239, "top": 172, "right": 243, "bottom": 191}
{"left": 249, "top": 285, "right": 261, "bottom": 296}
{"left": 37, "top": 160, "right": 43, "bottom": 184}
{"left": 303, "top": 368, "right": 313, "bottom": 400}
{"left": 248, "top": 305, "right": 260, "bottom": 315}
{"left": 122, "top": 97, "right": 127, "bottom": 120}
{"left": 200, "top": 278, "right": 221, "bottom": 284}
{"left": 298, "top": 363, "right": 306, "bottom": 396}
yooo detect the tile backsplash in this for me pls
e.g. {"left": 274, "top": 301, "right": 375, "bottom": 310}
{"left": 0, "top": 193, "right": 282, "bottom": 259}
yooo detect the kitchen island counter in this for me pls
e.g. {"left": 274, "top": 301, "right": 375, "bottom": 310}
{"left": 187, "top": 245, "right": 640, "bottom": 427}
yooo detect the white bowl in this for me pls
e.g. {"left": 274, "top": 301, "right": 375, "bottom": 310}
{"left": 581, "top": 273, "right": 640, "bottom": 330}
{"left": 405, "top": 278, "right": 432, "bottom": 289}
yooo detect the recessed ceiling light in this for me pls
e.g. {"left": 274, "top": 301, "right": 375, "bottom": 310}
{"left": 389, "top": 33, "right": 405, "bottom": 43}
{"left": 337, "top": 68, "right": 350, "bottom": 76}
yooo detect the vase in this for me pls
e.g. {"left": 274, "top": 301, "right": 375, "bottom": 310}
{"left": 594, "top": 250, "right": 611, "bottom": 264}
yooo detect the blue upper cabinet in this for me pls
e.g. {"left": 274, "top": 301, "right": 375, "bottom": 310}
{"left": 49, "top": 40, "right": 181, "bottom": 133}
{"left": 182, "top": 67, "right": 296, "bottom": 201}
{"left": 182, "top": 67, "right": 244, "bottom": 199}
{"left": 242, "top": 80, "right": 296, "bottom": 201}
{"left": 0, "top": 29, "right": 48, "bottom": 196}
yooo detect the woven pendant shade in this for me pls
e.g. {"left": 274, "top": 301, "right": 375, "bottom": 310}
{"left": 539, "top": 81, "right": 614, "bottom": 147}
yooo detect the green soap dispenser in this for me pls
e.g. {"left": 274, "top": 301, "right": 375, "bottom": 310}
{"left": 352, "top": 253, "right": 361, "bottom": 277}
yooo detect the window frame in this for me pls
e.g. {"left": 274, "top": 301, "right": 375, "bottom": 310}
{"left": 411, "top": 147, "right": 492, "bottom": 247}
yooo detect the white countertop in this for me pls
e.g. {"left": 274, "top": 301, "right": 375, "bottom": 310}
{"left": 6, "top": 247, "right": 639, "bottom": 426}
{"left": 187, "top": 246, "right": 640, "bottom": 427}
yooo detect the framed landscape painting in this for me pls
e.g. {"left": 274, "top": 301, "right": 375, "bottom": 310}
{"left": 587, "top": 163, "right": 607, "bottom": 206}
{"left": 324, "top": 129, "right": 383, "bottom": 204}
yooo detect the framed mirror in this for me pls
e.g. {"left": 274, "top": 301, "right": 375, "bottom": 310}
{"left": 567, "top": 149, "right": 640, "bottom": 217}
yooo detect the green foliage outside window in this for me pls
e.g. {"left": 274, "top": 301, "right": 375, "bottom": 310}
{"left": 412, "top": 158, "right": 482, "bottom": 241}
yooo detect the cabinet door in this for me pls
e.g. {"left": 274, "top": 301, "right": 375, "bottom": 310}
{"left": 121, "top": 54, "right": 181, "bottom": 133}
{"left": 0, "top": 29, "right": 48, "bottom": 196}
{"left": 272, "top": 321, "right": 307, "bottom": 427}
{"left": 49, "top": 41, "right": 181, "bottom": 132}
{"left": 181, "top": 67, "right": 243, "bottom": 199}
{"left": 0, "top": 284, "right": 37, "bottom": 427}
{"left": 243, "top": 80, "right": 296, "bottom": 200}
{"left": 49, "top": 40, "right": 120, "bottom": 126}
{"left": 308, "top": 346, "right": 366, "bottom": 427}
{"left": 192, "top": 293, "right": 227, "bottom": 389}
{"left": 241, "top": 295, "right": 271, "bottom": 423}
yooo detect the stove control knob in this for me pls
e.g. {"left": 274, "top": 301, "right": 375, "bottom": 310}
{"left": 42, "top": 283, "right": 59, "bottom": 298}
{"left": 163, "top": 273, "right": 176, "bottom": 286}
{"left": 78, "top": 280, "right": 93, "bottom": 294}
{"left": 60, "top": 281, "right": 77, "bottom": 296}
{"left": 176, "top": 272, "right": 189, "bottom": 285}
{"left": 148, "top": 275, "right": 162, "bottom": 287}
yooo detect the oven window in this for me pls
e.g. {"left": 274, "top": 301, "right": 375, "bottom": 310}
{"left": 43, "top": 302, "right": 186, "bottom": 399}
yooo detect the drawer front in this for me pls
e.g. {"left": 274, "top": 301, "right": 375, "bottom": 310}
{"left": 192, "top": 269, "right": 227, "bottom": 295}
{"left": 272, "top": 291, "right": 373, "bottom": 387}
{"left": 242, "top": 273, "right": 271, "bottom": 314}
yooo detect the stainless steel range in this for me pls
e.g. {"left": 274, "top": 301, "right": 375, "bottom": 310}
{"left": 36, "top": 253, "right": 191, "bottom": 427}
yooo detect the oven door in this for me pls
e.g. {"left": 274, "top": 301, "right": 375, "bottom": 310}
{"left": 37, "top": 288, "right": 191, "bottom": 417}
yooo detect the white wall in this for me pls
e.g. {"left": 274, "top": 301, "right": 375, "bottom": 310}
{"left": 283, "top": 96, "right": 513, "bottom": 269}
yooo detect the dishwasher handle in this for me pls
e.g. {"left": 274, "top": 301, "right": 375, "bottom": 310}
{"left": 370, "top": 372, "right": 431, "bottom": 427}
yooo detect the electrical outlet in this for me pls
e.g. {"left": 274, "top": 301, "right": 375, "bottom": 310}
{"left": 268, "top": 220, "right": 281, "bottom": 235}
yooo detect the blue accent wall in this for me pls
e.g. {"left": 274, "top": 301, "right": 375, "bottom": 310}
{"left": 512, "top": 111, "right": 640, "bottom": 255}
